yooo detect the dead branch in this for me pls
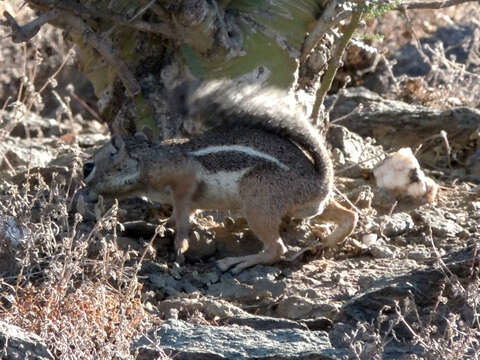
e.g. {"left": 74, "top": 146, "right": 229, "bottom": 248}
{"left": 301, "top": 0, "right": 349, "bottom": 64}
{"left": 301, "top": 0, "right": 477, "bottom": 63}
{"left": 2, "top": 10, "right": 57, "bottom": 43}
{"left": 25, "top": 0, "right": 173, "bottom": 37}
{"left": 310, "top": 5, "right": 364, "bottom": 125}
{"left": 54, "top": 12, "right": 141, "bottom": 97}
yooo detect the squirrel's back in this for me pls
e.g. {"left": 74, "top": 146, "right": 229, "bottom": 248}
{"left": 169, "top": 79, "right": 333, "bottom": 182}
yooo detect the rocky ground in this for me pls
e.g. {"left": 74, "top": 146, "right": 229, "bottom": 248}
{"left": 1, "top": 4, "right": 480, "bottom": 360}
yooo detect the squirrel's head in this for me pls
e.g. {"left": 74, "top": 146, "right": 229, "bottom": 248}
{"left": 82, "top": 135, "right": 142, "bottom": 202}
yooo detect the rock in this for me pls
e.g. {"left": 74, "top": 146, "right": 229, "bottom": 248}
{"left": 219, "top": 316, "right": 307, "bottom": 331}
{"left": 413, "top": 209, "right": 464, "bottom": 238}
{"left": 380, "top": 213, "right": 414, "bottom": 237}
{"left": 373, "top": 148, "right": 438, "bottom": 203}
{"left": 365, "top": 21, "right": 480, "bottom": 95}
{"left": 214, "top": 229, "right": 263, "bottom": 258}
{"left": 275, "top": 296, "right": 339, "bottom": 320}
{"left": 362, "top": 233, "right": 378, "bottom": 247}
{"left": 369, "top": 245, "right": 394, "bottom": 259}
{"left": 133, "top": 319, "right": 348, "bottom": 360}
{"left": 357, "top": 275, "right": 377, "bottom": 289}
{"left": 275, "top": 296, "right": 313, "bottom": 320}
{"left": 157, "top": 297, "right": 251, "bottom": 320}
{"left": 207, "top": 267, "right": 286, "bottom": 302}
{"left": 339, "top": 246, "right": 479, "bottom": 326}
{"left": 149, "top": 272, "right": 196, "bottom": 296}
{"left": 185, "top": 229, "right": 216, "bottom": 260}
{"left": 0, "top": 136, "right": 55, "bottom": 174}
{"left": 0, "top": 217, "right": 30, "bottom": 275}
{"left": 407, "top": 248, "right": 431, "bottom": 262}
{"left": 327, "top": 125, "right": 385, "bottom": 178}
{"left": 325, "top": 87, "right": 480, "bottom": 166}
{"left": 465, "top": 149, "right": 480, "bottom": 179}
{"left": 0, "top": 110, "right": 62, "bottom": 139}
{"left": 0, "top": 321, "right": 54, "bottom": 360}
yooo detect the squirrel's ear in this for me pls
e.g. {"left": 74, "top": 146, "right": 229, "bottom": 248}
{"left": 111, "top": 135, "right": 125, "bottom": 153}
{"left": 135, "top": 126, "right": 154, "bottom": 141}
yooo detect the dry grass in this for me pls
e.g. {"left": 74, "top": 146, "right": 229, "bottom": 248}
{"left": 0, "top": 3, "right": 161, "bottom": 357}
{"left": 0, "top": 169, "right": 162, "bottom": 358}
{"left": 344, "top": 4, "right": 480, "bottom": 109}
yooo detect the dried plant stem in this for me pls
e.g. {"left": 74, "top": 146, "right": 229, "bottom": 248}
{"left": 37, "top": 47, "right": 75, "bottom": 95}
{"left": 302, "top": 0, "right": 343, "bottom": 63}
{"left": 3, "top": 10, "right": 57, "bottom": 43}
{"left": 55, "top": 12, "right": 141, "bottom": 97}
{"left": 26, "top": 0, "right": 173, "bottom": 37}
{"left": 310, "top": 6, "right": 364, "bottom": 126}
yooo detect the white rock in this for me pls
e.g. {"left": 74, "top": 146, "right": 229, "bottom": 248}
{"left": 362, "top": 233, "right": 378, "bottom": 247}
{"left": 373, "top": 147, "right": 437, "bottom": 202}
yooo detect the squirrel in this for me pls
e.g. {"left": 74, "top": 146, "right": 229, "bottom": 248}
{"left": 81, "top": 80, "right": 357, "bottom": 273}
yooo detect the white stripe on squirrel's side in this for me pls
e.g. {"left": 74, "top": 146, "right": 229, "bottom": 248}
{"left": 190, "top": 145, "right": 289, "bottom": 170}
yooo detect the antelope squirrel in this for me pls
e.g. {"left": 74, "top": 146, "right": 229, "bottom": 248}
{"left": 81, "top": 80, "right": 358, "bottom": 273}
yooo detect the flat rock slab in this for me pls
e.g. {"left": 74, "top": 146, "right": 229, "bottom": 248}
{"left": 134, "top": 319, "right": 348, "bottom": 360}
{"left": 326, "top": 87, "right": 480, "bottom": 154}
{"left": 0, "top": 321, "right": 53, "bottom": 360}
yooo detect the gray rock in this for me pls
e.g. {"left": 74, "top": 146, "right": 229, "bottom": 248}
{"left": 327, "top": 125, "right": 385, "bottom": 178}
{"left": 2, "top": 110, "right": 61, "bottom": 139}
{"left": 466, "top": 149, "right": 480, "bottom": 179}
{"left": 407, "top": 248, "right": 431, "bottom": 262}
{"left": 149, "top": 272, "right": 197, "bottom": 296}
{"left": 0, "top": 321, "right": 54, "bottom": 360}
{"left": 369, "top": 245, "right": 395, "bottom": 259}
{"left": 380, "top": 213, "right": 414, "bottom": 237}
{"left": 0, "top": 136, "right": 55, "bottom": 174}
{"left": 325, "top": 87, "right": 480, "bottom": 157}
{"left": 207, "top": 269, "right": 286, "bottom": 301}
{"left": 206, "top": 266, "right": 285, "bottom": 301}
{"left": 339, "top": 246, "right": 478, "bottom": 328}
{"left": 185, "top": 229, "right": 216, "bottom": 260}
{"left": 0, "top": 217, "right": 30, "bottom": 275}
{"left": 364, "top": 21, "right": 480, "bottom": 95}
{"left": 219, "top": 316, "right": 307, "bottom": 331}
{"left": 157, "top": 297, "right": 251, "bottom": 320}
{"left": 413, "top": 209, "right": 464, "bottom": 238}
{"left": 133, "top": 319, "right": 348, "bottom": 360}
{"left": 275, "top": 297, "right": 339, "bottom": 320}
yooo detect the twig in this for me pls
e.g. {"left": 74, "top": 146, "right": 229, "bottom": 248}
{"left": 336, "top": 151, "right": 385, "bottom": 175}
{"left": 330, "top": 103, "right": 363, "bottom": 124}
{"left": 37, "top": 47, "right": 75, "bottom": 95}
{"left": 310, "top": 4, "right": 365, "bottom": 126}
{"left": 301, "top": 0, "right": 477, "bottom": 64}
{"left": 393, "top": 300, "right": 430, "bottom": 349}
{"left": 426, "top": 224, "right": 465, "bottom": 296}
{"left": 301, "top": 0, "right": 342, "bottom": 63}
{"left": 55, "top": 12, "right": 141, "bottom": 97}
{"left": 130, "top": 0, "right": 157, "bottom": 22}
{"left": 334, "top": 187, "right": 362, "bottom": 215}
{"left": 2, "top": 10, "right": 57, "bottom": 43}
{"left": 399, "top": 6, "right": 431, "bottom": 67}
{"left": 67, "top": 86, "right": 102, "bottom": 122}
{"left": 416, "top": 130, "right": 451, "bottom": 168}
{"left": 0, "top": 149, "right": 15, "bottom": 173}
{"left": 381, "top": 54, "right": 401, "bottom": 93}
{"left": 1, "top": 96, "right": 11, "bottom": 112}
{"left": 26, "top": 0, "right": 173, "bottom": 37}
